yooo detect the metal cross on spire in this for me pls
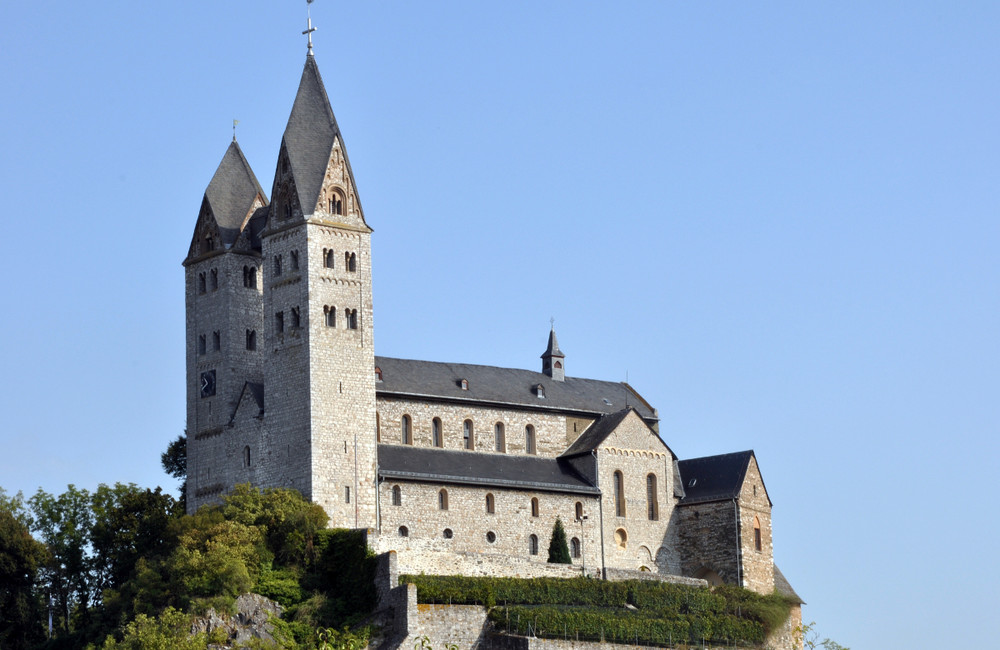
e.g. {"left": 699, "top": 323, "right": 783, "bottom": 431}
{"left": 303, "top": 0, "right": 318, "bottom": 55}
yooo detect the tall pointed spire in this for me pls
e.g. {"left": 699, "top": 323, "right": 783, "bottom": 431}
{"left": 541, "top": 327, "right": 566, "bottom": 381}
{"left": 275, "top": 56, "right": 366, "bottom": 226}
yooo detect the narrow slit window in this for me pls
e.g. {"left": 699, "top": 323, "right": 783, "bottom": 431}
{"left": 401, "top": 415, "right": 412, "bottom": 445}
{"left": 531, "top": 497, "right": 539, "bottom": 518}
{"left": 432, "top": 418, "right": 443, "bottom": 447}
{"left": 525, "top": 425, "right": 536, "bottom": 455}
{"left": 463, "top": 420, "right": 474, "bottom": 450}
{"left": 613, "top": 471, "right": 626, "bottom": 517}
{"left": 494, "top": 422, "right": 505, "bottom": 452}
{"left": 438, "top": 489, "right": 448, "bottom": 510}
{"left": 485, "top": 493, "right": 495, "bottom": 514}
{"left": 392, "top": 485, "right": 401, "bottom": 506}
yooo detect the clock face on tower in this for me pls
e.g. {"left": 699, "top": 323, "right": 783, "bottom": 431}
{"left": 200, "top": 370, "right": 216, "bottom": 398}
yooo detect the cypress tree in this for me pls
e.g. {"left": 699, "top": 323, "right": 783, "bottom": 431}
{"left": 547, "top": 517, "right": 571, "bottom": 564}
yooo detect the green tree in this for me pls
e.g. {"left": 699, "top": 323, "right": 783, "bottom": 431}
{"left": 0, "top": 492, "right": 47, "bottom": 649}
{"left": 547, "top": 517, "right": 571, "bottom": 564}
{"left": 29, "top": 485, "right": 94, "bottom": 635}
{"left": 161, "top": 434, "right": 187, "bottom": 512}
{"left": 222, "top": 484, "right": 328, "bottom": 567}
{"left": 92, "top": 607, "right": 214, "bottom": 650}
{"left": 90, "top": 484, "right": 179, "bottom": 595}
{"left": 795, "top": 621, "right": 850, "bottom": 650}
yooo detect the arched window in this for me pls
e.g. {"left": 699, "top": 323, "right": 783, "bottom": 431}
{"left": 614, "top": 527, "right": 627, "bottom": 550}
{"left": 494, "top": 422, "right": 505, "bottom": 452}
{"left": 432, "top": 418, "right": 443, "bottom": 447}
{"left": 330, "top": 192, "right": 343, "bottom": 215}
{"left": 525, "top": 425, "right": 536, "bottom": 455}
{"left": 324, "top": 305, "right": 336, "bottom": 327}
{"left": 198, "top": 272, "right": 206, "bottom": 294}
{"left": 753, "top": 516, "right": 762, "bottom": 551}
{"left": 401, "top": 415, "right": 412, "bottom": 445}
{"left": 198, "top": 334, "right": 206, "bottom": 355}
{"left": 274, "top": 255, "right": 282, "bottom": 276}
{"left": 275, "top": 311, "right": 284, "bottom": 333}
{"left": 346, "top": 309, "right": 358, "bottom": 330}
{"left": 283, "top": 204, "right": 291, "bottom": 220}
{"left": 530, "top": 497, "right": 539, "bottom": 517}
{"left": 438, "top": 489, "right": 448, "bottom": 510}
{"left": 391, "top": 485, "right": 401, "bottom": 506}
{"left": 646, "top": 474, "right": 659, "bottom": 521}
{"left": 204, "top": 234, "right": 214, "bottom": 252}
{"left": 529, "top": 534, "right": 539, "bottom": 556}
{"left": 324, "top": 249, "right": 336, "bottom": 269}
{"left": 243, "top": 446, "right": 250, "bottom": 467}
{"left": 575, "top": 502, "right": 584, "bottom": 521}
{"left": 485, "top": 493, "right": 495, "bottom": 514}
{"left": 463, "top": 420, "right": 474, "bottom": 450}
{"left": 613, "top": 471, "right": 626, "bottom": 517}
{"left": 571, "top": 537, "right": 581, "bottom": 559}
{"left": 346, "top": 252, "right": 357, "bottom": 272}
{"left": 212, "top": 331, "right": 221, "bottom": 351}
{"left": 290, "top": 250, "right": 299, "bottom": 271}
{"left": 245, "top": 329, "right": 256, "bottom": 351}
{"left": 291, "top": 307, "right": 301, "bottom": 329}
{"left": 210, "top": 268, "right": 218, "bottom": 291}
{"left": 398, "top": 526, "right": 408, "bottom": 537}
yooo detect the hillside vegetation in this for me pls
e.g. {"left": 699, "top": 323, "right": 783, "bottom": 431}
{"left": 0, "top": 483, "right": 375, "bottom": 649}
{"left": 402, "top": 574, "right": 794, "bottom": 647}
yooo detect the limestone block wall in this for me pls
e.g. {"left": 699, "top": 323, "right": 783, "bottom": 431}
{"left": 376, "top": 481, "right": 601, "bottom": 573}
{"left": 259, "top": 225, "right": 315, "bottom": 503}
{"left": 736, "top": 457, "right": 774, "bottom": 594}
{"left": 593, "top": 412, "right": 678, "bottom": 575}
{"left": 375, "top": 399, "right": 570, "bottom": 458}
{"left": 305, "top": 222, "right": 377, "bottom": 529}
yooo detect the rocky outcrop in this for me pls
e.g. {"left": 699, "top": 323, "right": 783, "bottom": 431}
{"left": 190, "top": 593, "right": 284, "bottom": 647}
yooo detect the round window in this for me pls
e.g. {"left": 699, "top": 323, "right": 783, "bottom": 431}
{"left": 443, "top": 528, "right": 453, "bottom": 539}
{"left": 486, "top": 531, "right": 497, "bottom": 543}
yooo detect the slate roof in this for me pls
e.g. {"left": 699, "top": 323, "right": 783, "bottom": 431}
{"left": 560, "top": 408, "right": 634, "bottom": 457}
{"left": 676, "top": 451, "right": 756, "bottom": 506}
{"left": 378, "top": 444, "right": 600, "bottom": 495}
{"left": 281, "top": 56, "right": 365, "bottom": 223}
{"left": 374, "top": 356, "right": 657, "bottom": 421}
{"left": 541, "top": 328, "right": 564, "bottom": 358}
{"left": 204, "top": 140, "right": 266, "bottom": 247}
{"left": 774, "top": 565, "right": 804, "bottom": 604}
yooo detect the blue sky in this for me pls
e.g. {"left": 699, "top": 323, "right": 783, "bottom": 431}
{"left": 2, "top": 2, "right": 998, "bottom": 646}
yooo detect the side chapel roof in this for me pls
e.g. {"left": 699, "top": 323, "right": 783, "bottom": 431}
{"left": 204, "top": 140, "right": 267, "bottom": 247}
{"left": 374, "top": 356, "right": 656, "bottom": 421}
{"left": 280, "top": 56, "right": 366, "bottom": 223}
{"left": 676, "top": 450, "right": 768, "bottom": 506}
{"left": 774, "top": 565, "right": 804, "bottom": 604}
{"left": 378, "top": 444, "right": 600, "bottom": 495}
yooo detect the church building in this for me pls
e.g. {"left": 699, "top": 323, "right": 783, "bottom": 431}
{"left": 182, "top": 44, "right": 800, "bottom": 608}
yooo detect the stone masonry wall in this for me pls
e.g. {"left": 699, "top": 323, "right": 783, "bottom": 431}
{"left": 737, "top": 456, "right": 774, "bottom": 594}
{"left": 674, "top": 500, "right": 739, "bottom": 586}
{"left": 375, "top": 481, "right": 602, "bottom": 575}
{"left": 594, "top": 411, "right": 679, "bottom": 575}
{"left": 376, "top": 398, "right": 570, "bottom": 459}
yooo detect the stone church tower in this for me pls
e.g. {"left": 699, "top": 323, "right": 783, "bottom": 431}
{"left": 184, "top": 53, "right": 378, "bottom": 527}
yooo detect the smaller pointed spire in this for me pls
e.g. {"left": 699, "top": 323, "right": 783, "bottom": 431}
{"left": 541, "top": 326, "right": 566, "bottom": 381}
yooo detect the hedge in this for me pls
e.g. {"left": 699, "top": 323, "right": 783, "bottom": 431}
{"left": 400, "top": 574, "right": 792, "bottom": 647}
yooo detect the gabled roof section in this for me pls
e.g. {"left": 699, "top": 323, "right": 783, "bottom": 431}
{"left": 677, "top": 450, "right": 755, "bottom": 506}
{"left": 374, "top": 356, "right": 657, "bottom": 421}
{"left": 774, "top": 565, "right": 804, "bottom": 604}
{"left": 378, "top": 444, "right": 599, "bottom": 495}
{"left": 229, "top": 382, "right": 264, "bottom": 423}
{"left": 561, "top": 407, "right": 676, "bottom": 460}
{"left": 560, "top": 408, "right": 632, "bottom": 457}
{"left": 281, "top": 56, "right": 365, "bottom": 223}
{"left": 204, "top": 140, "right": 267, "bottom": 247}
